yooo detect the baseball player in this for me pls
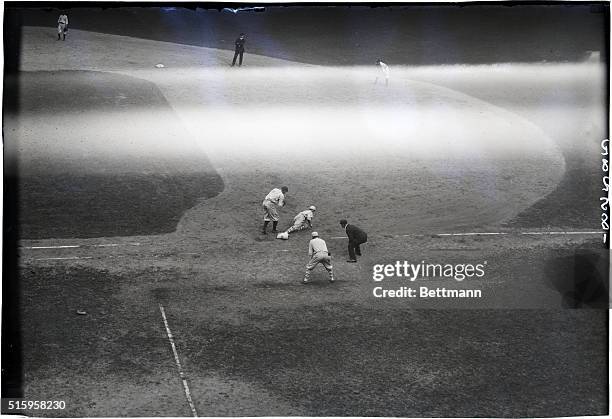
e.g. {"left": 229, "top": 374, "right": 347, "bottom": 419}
{"left": 262, "top": 186, "right": 288, "bottom": 234}
{"left": 232, "top": 33, "right": 246, "bottom": 67}
{"left": 285, "top": 206, "right": 316, "bottom": 235}
{"left": 303, "top": 232, "right": 334, "bottom": 283}
{"left": 57, "top": 13, "right": 68, "bottom": 41}
{"left": 375, "top": 59, "right": 389, "bottom": 86}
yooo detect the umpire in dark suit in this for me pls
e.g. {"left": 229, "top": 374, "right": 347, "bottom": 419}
{"left": 232, "top": 33, "right": 246, "bottom": 67}
{"left": 340, "top": 219, "right": 367, "bottom": 262}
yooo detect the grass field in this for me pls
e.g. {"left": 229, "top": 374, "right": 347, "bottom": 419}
{"left": 5, "top": 70, "right": 223, "bottom": 238}
{"left": 403, "top": 64, "right": 607, "bottom": 229}
{"left": 5, "top": 27, "right": 609, "bottom": 417}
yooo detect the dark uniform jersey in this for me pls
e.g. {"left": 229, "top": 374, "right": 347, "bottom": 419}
{"left": 235, "top": 37, "right": 246, "bottom": 52}
{"left": 346, "top": 224, "right": 368, "bottom": 244}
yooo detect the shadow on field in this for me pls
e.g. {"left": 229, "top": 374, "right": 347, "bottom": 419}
{"left": 20, "top": 172, "right": 223, "bottom": 239}
{"left": 545, "top": 249, "right": 610, "bottom": 308}
{"left": 186, "top": 306, "right": 608, "bottom": 417}
{"left": 17, "top": 6, "right": 607, "bottom": 66}
{"left": 4, "top": 71, "right": 224, "bottom": 239}
{"left": 508, "top": 154, "right": 602, "bottom": 229}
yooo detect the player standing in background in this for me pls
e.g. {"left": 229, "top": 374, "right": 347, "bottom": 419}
{"left": 231, "top": 33, "right": 246, "bottom": 67}
{"left": 340, "top": 219, "right": 368, "bottom": 262}
{"left": 284, "top": 206, "right": 316, "bottom": 235}
{"left": 303, "top": 232, "right": 334, "bottom": 284}
{"left": 375, "top": 59, "right": 390, "bottom": 86}
{"left": 262, "top": 186, "right": 288, "bottom": 234}
{"left": 57, "top": 13, "right": 68, "bottom": 41}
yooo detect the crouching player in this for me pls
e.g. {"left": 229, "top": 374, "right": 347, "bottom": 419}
{"left": 303, "top": 232, "right": 334, "bottom": 283}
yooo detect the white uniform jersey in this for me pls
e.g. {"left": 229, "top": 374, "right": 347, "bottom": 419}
{"left": 295, "top": 209, "right": 314, "bottom": 223}
{"left": 263, "top": 188, "right": 285, "bottom": 207}
{"left": 378, "top": 61, "right": 390, "bottom": 78}
{"left": 308, "top": 237, "right": 329, "bottom": 256}
{"left": 58, "top": 14, "right": 68, "bottom": 25}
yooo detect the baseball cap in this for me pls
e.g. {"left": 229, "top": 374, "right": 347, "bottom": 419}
{"left": 311, "top": 231, "right": 319, "bottom": 238}
{"left": 309, "top": 205, "right": 316, "bottom": 211}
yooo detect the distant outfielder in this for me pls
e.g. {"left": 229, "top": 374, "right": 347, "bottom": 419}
{"left": 375, "top": 59, "right": 389, "bottom": 86}
{"left": 57, "top": 13, "right": 68, "bottom": 41}
{"left": 232, "top": 33, "right": 246, "bottom": 67}
{"left": 286, "top": 206, "right": 316, "bottom": 234}
{"left": 303, "top": 232, "right": 334, "bottom": 283}
{"left": 262, "top": 186, "right": 288, "bottom": 234}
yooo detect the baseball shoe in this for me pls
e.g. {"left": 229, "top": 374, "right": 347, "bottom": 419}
{"left": 302, "top": 278, "right": 309, "bottom": 284}
{"left": 329, "top": 277, "right": 335, "bottom": 283}
{"left": 346, "top": 259, "right": 357, "bottom": 263}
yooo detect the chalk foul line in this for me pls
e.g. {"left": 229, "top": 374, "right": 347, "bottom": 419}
{"left": 20, "top": 231, "right": 604, "bottom": 256}
{"left": 22, "top": 242, "right": 143, "bottom": 250}
{"left": 35, "top": 256, "right": 94, "bottom": 261}
{"left": 331, "top": 231, "right": 602, "bottom": 239}
{"left": 28, "top": 245, "right": 81, "bottom": 249}
{"left": 159, "top": 304, "right": 198, "bottom": 417}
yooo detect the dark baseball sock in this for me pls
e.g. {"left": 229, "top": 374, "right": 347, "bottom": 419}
{"left": 272, "top": 221, "right": 278, "bottom": 231}
{"left": 262, "top": 221, "right": 269, "bottom": 232}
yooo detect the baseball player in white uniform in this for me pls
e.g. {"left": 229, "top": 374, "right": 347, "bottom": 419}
{"left": 303, "top": 232, "right": 334, "bottom": 283}
{"left": 57, "top": 13, "right": 68, "bottom": 41}
{"left": 262, "top": 186, "right": 288, "bottom": 234}
{"left": 375, "top": 59, "right": 390, "bottom": 86}
{"left": 285, "top": 206, "right": 316, "bottom": 235}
